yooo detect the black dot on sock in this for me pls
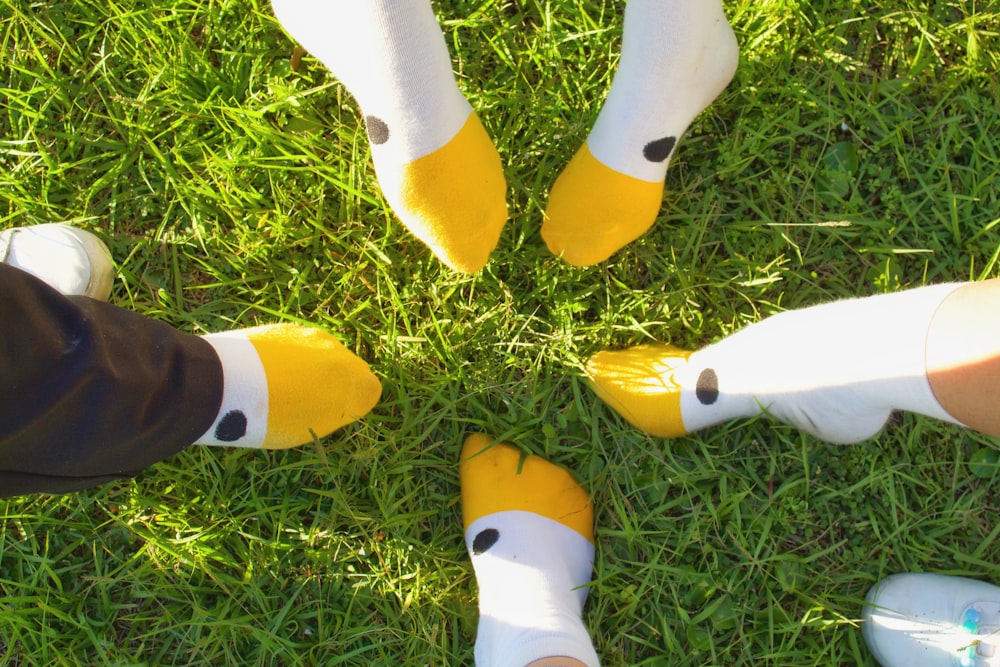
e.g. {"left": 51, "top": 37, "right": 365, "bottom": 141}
{"left": 643, "top": 136, "right": 677, "bottom": 163}
{"left": 215, "top": 410, "right": 248, "bottom": 442}
{"left": 472, "top": 528, "right": 500, "bottom": 555}
{"left": 365, "top": 115, "right": 390, "bottom": 145}
{"left": 696, "top": 368, "right": 720, "bottom": 405}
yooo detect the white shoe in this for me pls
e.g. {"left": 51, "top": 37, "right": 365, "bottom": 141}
{"left": 863, "top": 573, "right": 1000, "bottom": 667}
{"left": 0, "top": 224, "right": 114, "bottom": 300}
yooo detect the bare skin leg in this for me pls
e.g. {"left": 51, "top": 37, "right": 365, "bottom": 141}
{"left": 926, "top": 278, "right": 1000, "bottom": 436}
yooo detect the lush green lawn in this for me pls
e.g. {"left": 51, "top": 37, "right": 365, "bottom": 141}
{"left": 2, "top": 0, "right": 999, "bottom": 664}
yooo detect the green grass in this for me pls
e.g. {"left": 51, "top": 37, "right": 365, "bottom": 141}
{"left": 2, "top": 0, "right": 1000, "bottom": 664}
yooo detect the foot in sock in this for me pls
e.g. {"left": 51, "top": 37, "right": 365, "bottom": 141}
{"left": 270, "top": 0, "right": 508, "bottom": 273}
{"left": 197, "top": 324, "right": 381, "bottom": 449}
{"left": 461, "top": 434, "right": 600, "bottom": 667}
{"left": 586, "top": 284, "right": 970, "bottom": 443}
{"left": 542, "top": 0, "right": 739, "bottom": 266}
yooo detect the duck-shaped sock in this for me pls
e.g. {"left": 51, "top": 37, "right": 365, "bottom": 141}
{"left": 543, "top": 0, "right": 738, "bottom": 266}
{"left": 196, "top": 324, "right": 381, "bottom": 449}
{"left": 587, "top": 284, "right": 967, "bottom": 443}
{"left": 461, "top": 434, "right": 600, "bottom": 667}
{"left": 270, "top": 0, "right": 508, "bottom": 273}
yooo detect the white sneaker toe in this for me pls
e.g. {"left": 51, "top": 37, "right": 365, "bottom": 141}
{"left": 863, "top": 573, "right": 1000, "bottom": 667}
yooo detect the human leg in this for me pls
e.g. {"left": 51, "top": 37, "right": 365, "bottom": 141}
{"left": 0, "top": 262, "right": 380, "bottom": 496}
{"left": 269, "top": 0, "right": 508, "bottom": 273}
{"left": 585, "top": 281, "right": 993, "bottom": 443}
{"left": 925, "top": 279, "right": 1000, "bottom": 436}
{"left": 542, "top": 0, "right": 738, "bottom": 266}
{"left": 461, "top": 434, "right": 600, "bottom": 667}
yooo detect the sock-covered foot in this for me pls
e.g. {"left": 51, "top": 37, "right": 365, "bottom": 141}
{"left": 587, "top": 284, "right": 967, "bottom": 443}
{"left": 270, "top": 0, "right": 507, "bottom": 273}
{"left": 542, "top": 0, "right": 738, "bottom": 266}
{"left": 461, "top": 434, "right": 600, "bottom": 667}
{"left": 196, "top": 324, "right": 381, "bottom": 449}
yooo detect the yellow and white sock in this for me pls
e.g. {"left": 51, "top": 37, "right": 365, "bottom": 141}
{"left": 270, "top": 0, "right": 507, "bottom": 273}
{"left": 461, "top": 434, "right": 600, "bottom": 667}
{"left": 196, "top": 324, "right": 380, "bottom": 449}
{"left": 587, "top": 284, "right": 967, "bottom": 443}
{"left": 543, "top": 0, "right": 738, "bottom": 266}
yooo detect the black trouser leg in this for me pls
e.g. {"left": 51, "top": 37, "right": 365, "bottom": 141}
{"left": 0, "top": 263, "right": 223, "bottom": 496}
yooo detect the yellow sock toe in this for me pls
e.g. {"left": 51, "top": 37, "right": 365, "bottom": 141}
{"left": 460, "top": 433, "right": 592, "bottom": 542}
{"left": 586, "top": 344, "right": 692, "bottom": 438}
{"left": 542, "top": 144, "right": 665, "bottom": 267}
{"left": 246, "top": 324, "right": 381, "bottom": 449}
{"left": 380, "top": 113, "right": 508, "bottom": 273}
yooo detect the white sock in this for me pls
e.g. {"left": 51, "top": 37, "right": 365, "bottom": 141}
{"left": 197, "top": 331, "right": 271, "bottom": 448}
{"left": 588, "top": 0, "right": 739, "bottom": 182}
{"left": 468, "top": 511, "right": 600, "bottom": 667}
{"left": 588, "top": 284, "right": 968, "bottom": 443}
{"left": 543, "top": 0, "right": 739, "bottom": 266}
{"left": 195, "top": 324, "right": 380, "bottom": 449}
{"left": 269, "top": 0, "right": 507, "bottom": 273}
{"left": 679, "top": 284, "right": 966, "bottom": 442}
{"left": 461, "top": 435, "right": 600, "bottom": 667}
{"left": 271, "top": 0, "right": 468, "bottom": 167}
